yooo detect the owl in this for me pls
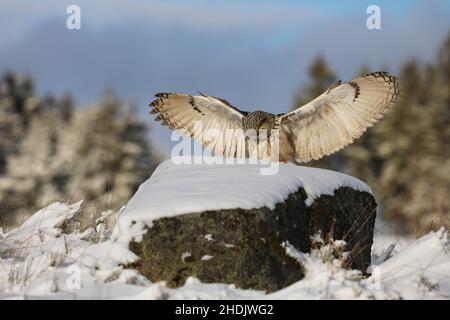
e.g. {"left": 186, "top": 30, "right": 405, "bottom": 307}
{"left": 149, "top": 72, "right": 399, "bottom": 163}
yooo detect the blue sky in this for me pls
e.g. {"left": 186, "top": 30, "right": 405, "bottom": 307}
{"left": 1, "top": 0, "right": 449, "bottom": 152}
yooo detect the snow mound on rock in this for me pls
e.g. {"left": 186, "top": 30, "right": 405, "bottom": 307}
{"left": 113, "top": 157, "right": 372, "bottom": 244}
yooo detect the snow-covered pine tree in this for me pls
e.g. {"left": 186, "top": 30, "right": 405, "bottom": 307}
{"left": 0, "top": 113, "right": 66, "bottom": 226}
{"left": 345, "top": 36, "right": 450, "bottom": 234}
{"left": 59, "top": 93, "right": 159, "bottom": 226}
{"left": 375, "top": 56, "right": 449, "bottom": 233}
{"left": 0, "top": 83, "right": 160, "bottom": 229}
{"left": 0, "top": 72, "right": 38, "bottom": 174}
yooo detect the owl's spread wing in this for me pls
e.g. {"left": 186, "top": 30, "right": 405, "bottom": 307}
{"left": 150, "top": 92, "right": 247, "bottom": 157}
{"left": 280, "top": 72, "right": 400, "bottom": 163}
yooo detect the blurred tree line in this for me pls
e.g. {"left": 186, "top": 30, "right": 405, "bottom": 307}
{"left": 295, "top": 33, "right": 450, "bottom": 234}
{"left": 0, "top": 75, "right": 161, "bottom": 228}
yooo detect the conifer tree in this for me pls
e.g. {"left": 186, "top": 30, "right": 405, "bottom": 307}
{"left": 0, "top": 72, "right": 38, "bottom": 173}
{"left": 0, "top": 84, "right": 160, "bottom": 228}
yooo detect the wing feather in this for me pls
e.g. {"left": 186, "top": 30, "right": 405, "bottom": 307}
{"left": 149, "top": 93, "right": 246, "bottom": 157}
{"left": 280, "top": 72, "right": 400, "bottom": 162}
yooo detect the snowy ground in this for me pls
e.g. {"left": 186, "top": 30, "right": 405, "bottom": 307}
{"left": 0, "top": 160, "right": 449, "bottom": 299}
{"left": 0, "top": 201, "right": 449, "bottom": 300}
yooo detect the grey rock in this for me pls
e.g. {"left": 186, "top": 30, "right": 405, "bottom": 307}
{"left": 129, "top": 186, "right": 376, "bottom": 292}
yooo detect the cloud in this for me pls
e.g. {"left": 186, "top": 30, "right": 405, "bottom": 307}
{"left": 0, "top": 0, "right": 323, "bottom": 49}
{"left": 91, "top": 1, "right": 324, "bottom": 31}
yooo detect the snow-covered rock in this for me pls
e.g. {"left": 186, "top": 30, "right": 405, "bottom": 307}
{"left": 113, "top": 157, "right": 372, "bottom": 245}
{"left": 114, "top": 158, "right": 377, "bottom": 291}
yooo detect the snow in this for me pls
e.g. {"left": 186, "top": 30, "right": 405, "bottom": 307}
{"left": 113, "top": 157, "right": 372, "bottom": 245}
{"left": 369, "top": 230, "right": 450, "bottom": 299}
{"left": 204, "top": 234, "right": 214, "bottom": 241}
{"left": 181, "top": 252, "right": 192, "bottom": 262}
{"left": 1, "top": 201, "right": 449, "bottom": 299}
{"left": 5, "top": 201, "right": 83, "bottom": 241}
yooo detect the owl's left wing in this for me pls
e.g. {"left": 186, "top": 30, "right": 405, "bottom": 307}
{"left": 150, "top": 92, "right": 247, "bottom": 157}
{"left": 280, "top": 72, "right": 400, "bottom": 162}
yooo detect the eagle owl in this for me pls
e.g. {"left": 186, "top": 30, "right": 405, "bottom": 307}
{"left": 149, "top": 72, "right": 399, "bottom": 162}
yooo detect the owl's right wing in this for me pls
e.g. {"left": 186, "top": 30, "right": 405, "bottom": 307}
{"left": 150, "top": 92, "right": 248, "bottom": 158}
{"left": 280, "top": 72, "right": 400, "bottom": 162}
